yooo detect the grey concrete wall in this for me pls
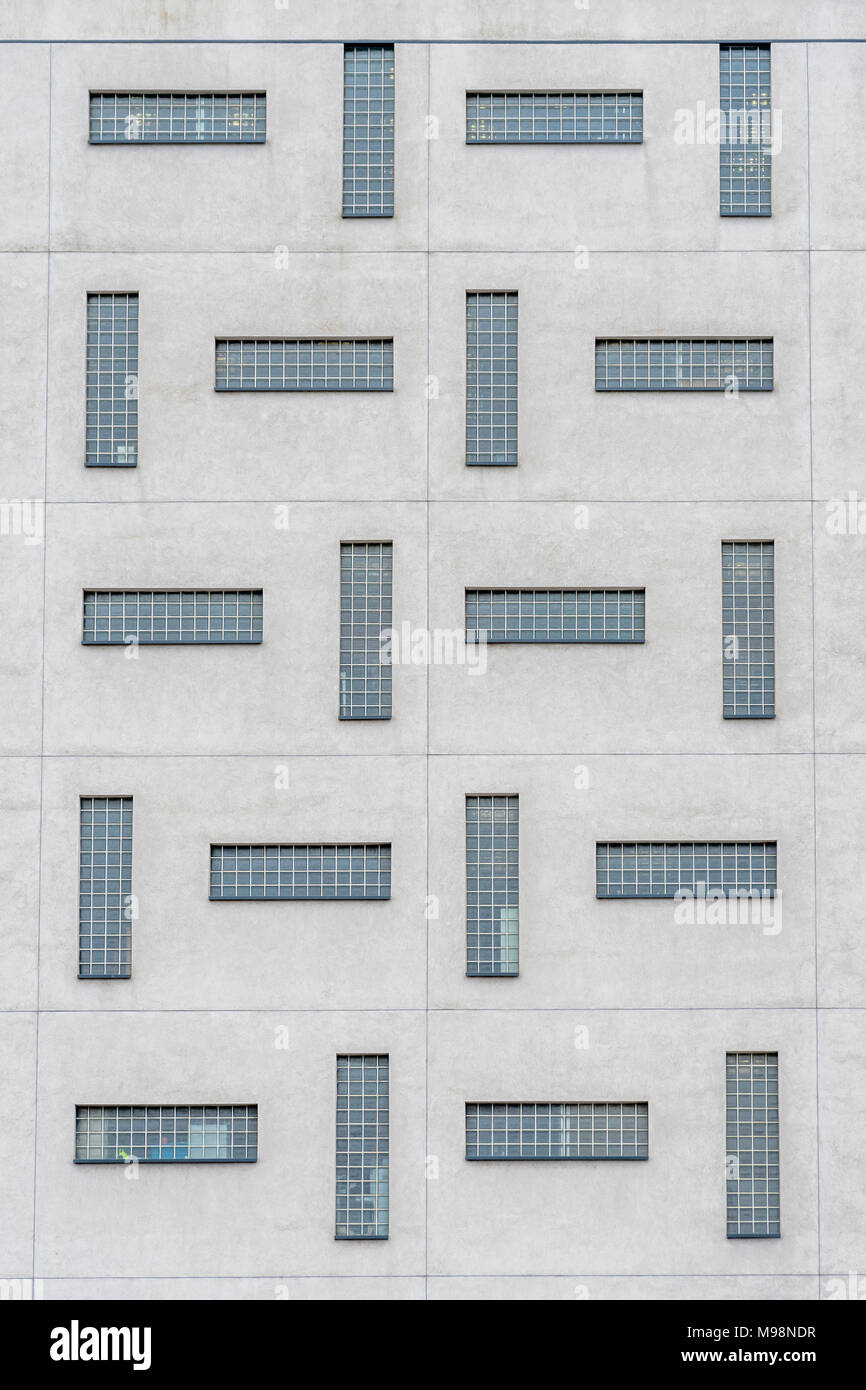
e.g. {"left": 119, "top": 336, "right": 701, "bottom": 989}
{"left": 1, "top": 3, "right": 864, "bottom": 1301}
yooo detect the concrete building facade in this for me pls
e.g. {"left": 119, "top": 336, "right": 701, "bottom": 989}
{"left": 1, "top": 0, "right": 865, "bottom": 1300}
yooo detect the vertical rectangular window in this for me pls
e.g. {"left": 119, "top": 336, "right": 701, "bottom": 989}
{"left": 726, "top": 1052, "right": 780, "bottom": 1237}
{"left": 343, "top": 44, "right": 395, "bottom": 217}
{"left": 79, "top": 797, "right": 133, "bottom": 979}
{"left": 466, "top": 292, "right": 518, "bottom": 465}
{"left": 339, "top": 543, "right": 393, "bottom": 719}
{"left": 722, "top": 541, "right": 775, "bottom": 719}
{"left": 336, "top": 1055, "right": 389, "bottom": 1238}
{"left": 720, "top": 44, "right": 772, "bottom": 216}
{"left": 466, "top": 795, "right": 519, "bottom": 977}
{"left": 86, "top": 293, "right": 138, "bottom": 466}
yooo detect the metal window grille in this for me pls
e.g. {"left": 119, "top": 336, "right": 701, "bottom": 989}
{"left": 86, "top": 293, "right": 138, "bottom": 467}
{"left": 595, "top": 338, "right": 773, "bottom": 391}
{"left": 466, "top": 589, "right": 645, "bottom": 643}
{"left": 466, "top": 1102, "right": 649, "bottom": 1159}
{"left": 215, "top": 339, "right": 393, "bottom": 391}
{"left": 75, "top": 1105, "right": 257, "bottom": 1161}
{"left": 79, "top": 797, "right": 133, "bottom": 979}
{"left": 466, "top": 91, "right": 643, "bottom": 144}
{"left": 596, "top": 842, "right": 777, "bottom": 898}
{"left": 82, "top": 591, "right": 263, "bottom": 645}
{"left": 336, "top": 1055, "right": 389, "bottom": 1238}
{"left": 89, "top": 92, "right": 266, "bottom": 143}
{"left": 466, "top": 795, "right": 519, "bottom": 977}
{"left": 720, "top": 45, "right": 772, "bottom": 216}
{"left": 722, "top": 541, "right": 775, "bottom": 718}
{"left": 339, "top": 543, "right": 392, "bottom": 720}
{"left": 466, "top": 292, "right": 518, "bottom": 465}
{"left": 342, "top": 45, "right": 395, "bottom": 216}
{"left": 209, "top": 844, "right": 391, "bottom": 900}
{"left": 726, "top": 1052, "right": 780, "bottom": 1236}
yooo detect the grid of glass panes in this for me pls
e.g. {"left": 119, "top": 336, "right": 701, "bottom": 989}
{"left": 466, "top": 796, "right": 519, "bottom": 977}
{"left": 722, "top": 542, "right": 775, "bottom": 718}
{"left": 596, "top": 842, "right": 777, "bottom": 898}
{"left": 209, "top": 844, "right": 391, "bottom": 900}
{"left": 75, "top": 1105, "right": 257, "bottom": 1161}
{"left": 342, "top": 46, "right": 395, "bottom": 216}
{"left": 340, "top": 543, "right": 392, "bottom": 719}
{"left": 86, "top": 293, "right": 138, "bottom": 466}
{"left": 466, "top": 1103, "right": 649, "bottom": 1159}
{"left": 595, "top": 338, "right": 773, "bottom": 391}
{"left": 336, "top": 1055, "right": 389, "bottom": 1238}
{"left": 466, "top": 589, "right": 645, "bottom": 643}
{"left": 466, "top": 91, "right": 643, "bottom": 143}
{"left": 215, "top": 339, "right": 393, "bottom": 391}
{"left": 79, "top": 798, "right": 133, "bottom": 979}
{"left": 726, "top": 1053, "right": 780, "bottom": 1236}
{"left": 720, "top": 46, "right": 772, "bottom": 216}
{"left": 82, "top": 590, "right": 263, "bottom": 644}
{"left": 466, "top": 293, "right": 518, "bottom": 464}
{"left": 89, "top": 92, "right": 266, "bottom": 143}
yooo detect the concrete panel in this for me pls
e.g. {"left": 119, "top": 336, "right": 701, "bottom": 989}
{"left": 426, "top": 1009, "right": 818, "bottom": 1277}
{"left": 0, "top": 48, "right": 50, "bottom": 250}
{"left": 49, "top": 44, "right": 428, "bottom": 255}
{"left": 428, "top": 252, "right": 810, "bottom": 502}
{"left": 0, "top": 758, "right": 40, "bottom": 1010}
{"left": 429, "top": 753, "right": 813, "bottom": 1011}
{"left": 428, "top": 502, "right": 812, "bottom": 755}
{"left": 41, "top": 502, "right": 427, "bottom": 756}
{"left": 808, "top": 43, "right": 866, "bottom": 251}
{"left": 34, "top": 1009, "right": 426, "bottom": 1278}
{"left": 3, "top": 3, "right": 864, "bottom": 44}
{"left": 811, "top": 253, "right": 866, "bottom": 502}
{"left": 818, "top": 1010, "right": 866, "bottom": 1276}
{"left": 37, "top": 754, "right": 427, "bottom": 1012}
{"left": 429, "top": 43, "right": 807, "bottom": 254}
{"left": 813, "top": 520, "right": 866, "bottom": 753}
{"left": 45, "top": 253, "right": 427, "bottom": 504}
{"left": 0, "top": 1013, "right": 37, "bottom": 1276}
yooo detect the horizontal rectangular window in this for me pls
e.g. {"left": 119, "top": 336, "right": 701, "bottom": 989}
{"left": 89, "top": 92, "right": 266, "bottom": 143}
{"left": 210, "top": 844, "right": 391, "bottom": 900}
{"left": 340, "top": 542, "right": 392, "bottom": 720}
{"left": 79, "top": 797, "right": 132, "bottom": 979}
{"left": 595, "top": 338, "right": 773, "bottom": 391}
{"left": 467, "top": 91, "right": 643, "bottom": 144}
{"left": 215, "top": 339, "right": 393, "bottom": 392}
{"left": 722, "top": 541, "right": 774, "bottom": 719}
{"left": 466, "top": 589, "right": 645, "bottom": 644}
{"left": 82, "top": 591, "right": 262, "bottom": 645}
{"left": 75, "top": 1105, "right": 257, "bottom": 1162}
{"left": 343, "top": 45, "right": 395, "bottom": 216}
{"left": 336, "top": 1055, "right": 389, "bottom": 1239}
{"left": 466, "top": 291, "right": 518, "bottom": 465}
{"left": 86, "top": 292, "right": 138, "bottom": 467}
{"left": 720, "top": 45, "right": 771, "bottom": 216}
{"left": 466, "top": 795, "right": 519, "bottom": 978}
{"left": 466, "top": 1102, "right": 649, "bottom": 1159}
{"left": 726, "top": 1052, "right": 780, "bottom": 1237}
{"left": 596, "top": 841, "right": 777, "bottom": 898}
